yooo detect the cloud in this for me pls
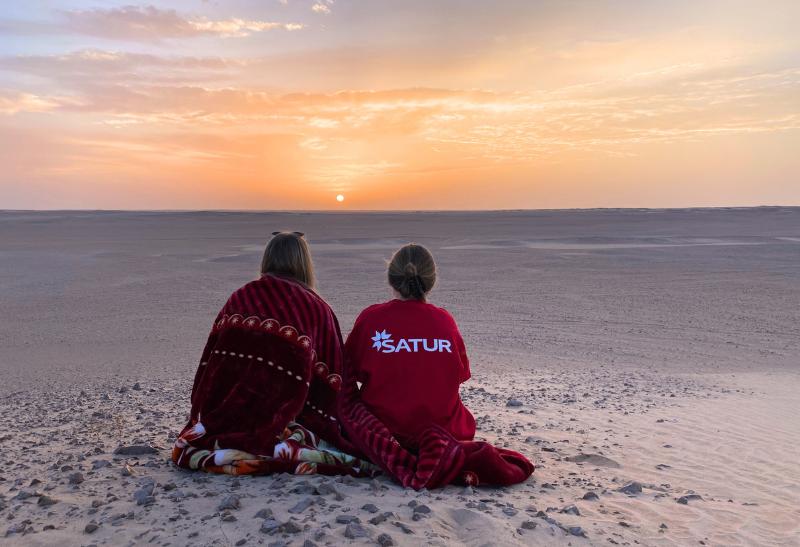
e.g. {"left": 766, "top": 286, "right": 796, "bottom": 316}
{"left": 311, "top": 1, "right": 333, "bottom": 15}
{"left": 0, "top": 50, "right": 239, "bottom": 85}
{"left": 60, "top": 5, "right": 303, "bottom": 40}
{"left": 0, "top": 91, "right": 62, "bottom": 115}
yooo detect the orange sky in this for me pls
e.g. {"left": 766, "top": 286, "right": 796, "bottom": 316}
{"left": 0, "top": 1, "right": 798, "bottom": 209}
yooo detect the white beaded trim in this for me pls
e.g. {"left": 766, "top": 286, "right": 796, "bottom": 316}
{"left": 211, "top": 349, "right": 310, "bottom": 385}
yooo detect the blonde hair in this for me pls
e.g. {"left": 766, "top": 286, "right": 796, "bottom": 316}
{"left": 260, "top": 232, "right": 315, "bottom": 289}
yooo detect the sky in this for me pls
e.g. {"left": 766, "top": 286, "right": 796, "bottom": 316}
{"left": 0, "top": 0, "right": 798, "bottom": 210}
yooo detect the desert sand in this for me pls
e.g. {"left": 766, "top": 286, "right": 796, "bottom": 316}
{"left": 0, "top": 208, "right": 798, "bottom": 546}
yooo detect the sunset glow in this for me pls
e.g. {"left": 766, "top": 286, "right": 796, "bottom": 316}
{"left": 0, "top": 1, "right": 798, "bottom": 209}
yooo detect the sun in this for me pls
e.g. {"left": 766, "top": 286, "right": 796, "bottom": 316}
{"left": 336, "top": 194, "right": 345, "bottom": 203}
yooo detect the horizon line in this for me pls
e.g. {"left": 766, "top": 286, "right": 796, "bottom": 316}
{"left": 1, "top": 204, "right": 799, "bottom": 215}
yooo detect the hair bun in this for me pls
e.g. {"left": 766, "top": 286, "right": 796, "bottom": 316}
{"left": 403, "top": 262, "right": 418, "bottom": 278}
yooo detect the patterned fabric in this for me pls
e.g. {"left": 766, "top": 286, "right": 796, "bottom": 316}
{"left": 172, "top": 421, "right": 380, "bottom": 477}
{"left": 337, "top": 342, "right": 535, "bottom": 489}
{"left": 172, "top": 274, "right": 369, "bottom": 477}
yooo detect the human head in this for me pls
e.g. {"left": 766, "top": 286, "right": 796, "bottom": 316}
{"left": 387, "top": 243, "right": 436, "bottom": 301}
{"left": 260, "top": 231, "right": 315, "bottom": 289}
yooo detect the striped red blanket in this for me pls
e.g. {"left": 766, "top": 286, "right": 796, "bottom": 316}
{"left": 337, "top": 346, "right": 535, "bottom": 489}
{"left": 172, "top": 274, "right": 377, "bottom": 477}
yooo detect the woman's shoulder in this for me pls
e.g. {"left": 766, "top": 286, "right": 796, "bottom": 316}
{"left": 354, "top": 301, "right": 391, "bottom": 321}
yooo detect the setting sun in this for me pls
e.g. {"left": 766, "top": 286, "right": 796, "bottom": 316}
{"left": 336, "top": 194, "right": 345, "bottom": 203}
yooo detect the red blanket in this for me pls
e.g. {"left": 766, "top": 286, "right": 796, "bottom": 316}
{"left": 337, "top": 348, "right": 535, "bottom": 489}
{"left": 172, "top": 274, "right": 375, "bottom": 477}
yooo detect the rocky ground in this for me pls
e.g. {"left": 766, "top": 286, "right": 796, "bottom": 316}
{"left": 4, "top": 367, "right": 789, "bottom": 547}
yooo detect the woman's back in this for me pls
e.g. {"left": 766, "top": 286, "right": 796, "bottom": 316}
{"left": 345, "top": 298, "right": 475, "bottom": 447}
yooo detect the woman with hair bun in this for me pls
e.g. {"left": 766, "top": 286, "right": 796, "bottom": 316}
{"left": 338, "top": 243, "right": 533, "bottom": 489}
{"left": 344, "top": 243, "right": 476, "bottom": 447}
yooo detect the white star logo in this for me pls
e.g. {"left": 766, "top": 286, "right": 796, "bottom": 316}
{"left": 371, "top": 330, "right": 392, "bottom": 351}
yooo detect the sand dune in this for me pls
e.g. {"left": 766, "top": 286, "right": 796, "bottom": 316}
{"left": 0, "top": 209, "right": 798, "bottom": 545}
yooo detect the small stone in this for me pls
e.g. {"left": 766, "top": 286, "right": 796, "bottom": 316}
{"left": 560, "top": 504, "right": 580, "bottom": 516}
{"left": 369, "top": 512, "right": 393, "bottom": 526}
{"left": 281, "top": 521, "right": 302, "bottom": 534}
{"left": 618, "top": 481, "right": 643, "bottom": 495}
{"left": 506, "top": 398, "right": 523, "bottom": 407}
{"left": 235, "top": 539, "right": 247, "bottom": 546}
{"left": 133, "top": 487, "right": 155, "bottom": 506}
{"left": 344, "top": 522, "right": 368, "bottom": 539}
{"left": 114, "top": 445, "right": 157, "bottom": 456}
{"left": 68, "top": 472, "right": 85, "bottom": 485}
{"left": 288, "top": 497, "right": 313, "bottom": 514}
{"left": 412, "top": 504, "right": 431, "bottom": 515}
{"left": 361, "top": 503, "right": 379, "bottom": 514}
{"left": 502, "top": 507, "right": 518, "bottom": 516}
{"left": 92, "top": 459, "right": 112, "bottom": 470}
{"left": 302, "top": 541, "right": 317, "bottom": 547}
{"left": 221, "top": 512, "right": 237, "bottom": 522}
{"left": 521, "top": 521, "right": 537, "bottom": 530}
{"left": 377, "top": 533, "right": 395, "bottom": 546}
{"left": 567, "top": 526, "right": 587, "bottom": 537}
{"left": 38, "top": 494, "right": 58, "bottom": 507}
{"left": 260, "top": 519, "right": 281, "bottom": 534}
{"left": 582, "top": 491, "right": 599, "bottom": 501}
{"left": 84, "top": 523, "right": 99, "bottom": 534}
{"left": 217, "top": 494, "right": 241, "bottom": 511}
{"left": 132, "top": 382, "right": 142, "bottom": 391}
{"left": 254, "top": 508, "right": 274, "bottom": 519}
{"left": 677, "top": 494, "right": 703, "bottom": 505}
{"left": 336, "top": 514, "right": 360, "bottom": 524}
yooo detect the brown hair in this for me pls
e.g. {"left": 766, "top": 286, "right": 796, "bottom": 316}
{"left": 388, "top": 243, "right": 436, "bottom": 301}
{"left": 260, "top": 232, "right": 315, "bottom": 289}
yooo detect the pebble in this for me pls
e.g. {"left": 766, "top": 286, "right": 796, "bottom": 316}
{"left": 68, "top": 472, "right": 85, "bottom": 485}
{"left": 84, "top": 523, "right": 99, "bottom": 534}
{"left": 369, "top": 512, "right": 393, "bottom": 525}
{"left": 677, "top": 494, "right": 703, "bottom": 505}
{"left": 618, "top": 481, "right": 643, "bottom": 495}
{"left": 568, "top": 526, "right": 587, "bottom": 537}
{"left": 413, "top": 504, "right": 431, "bottom": 514}
{"left": 281, "top": 521, "right": 302, "bottom": 534}
{"left": 336, "top": 515, "right": 360, "bottom": 524}
{"left": 344, "top": 522, "right": 369, "bottom": 539}
{"left": 38, "top": 494, "right": 58, "bottom": 507}
{"left": 217, "top": 494, "right": 241, "bottom": 511}
{"left": 114, "top": 445, "right": 157, "bottom": 456}
{"left": 377, "top": 533, "right": 395, "bottom": 546}
{"left": 288, "top": 497, "right": 314, "bottom": 514}
{"left": 502, "top": 507, "right": 518, "bottom": 516}
{"left": 506, "top": 399, "right": 523, "bottom": 407}
{"left": 582, "top": 491, "right": 599, "bottom": 501}
{"left": 361, "top": 503, "right": 379, "bottom": 513}
{"left": 132, "top": 382, "right": 142, "bottom": 391}
{"left": 254, "top": 508, "right": 274, "bottom": 519}
{"left": 560, "top": 504, "right": 580, "bottom": 516}
{"left": 92, "top": 459, "right": 112, "bottom": 470}
{"left": 260, "top": 519, "right": 281, "bottom": 534}
{"left": 133, "top": 485, "right": 155, "bottom": 506}
{"left": 521, "top": 520, "right": 537, "bottom": 530}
